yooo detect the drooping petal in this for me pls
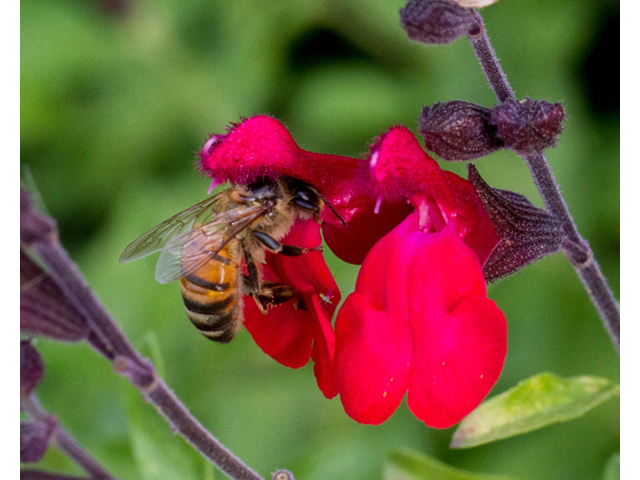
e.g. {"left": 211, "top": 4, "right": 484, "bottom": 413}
{"left": 243, "top": 219, "right": 340, "bottom": 398}
{"left": 198, "top": 115, "right": 409, "bottom": 264}
{"left": 243, "top": 283, "right": 315, "bottom": 369}
{"left": 335, "top": 213, "right": 421, "bottom": 424}
{"left": 310, "top": 295, "right": 338, "bottom": 399}
{"left": 335, "top": 293, "right": 411, "bottom": 424}
{"left": 405, "top": 226, "right": 507, "bottom": 428}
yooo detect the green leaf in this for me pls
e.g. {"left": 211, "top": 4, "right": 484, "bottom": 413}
{"left": 451, "top": 373, "right": 620, "bottom": 449}
{"left": 124, "top": 387, "right": 201, "bottom": 480}
{"left": 603, "top": 453, "right": 620, "bottom": 480}
{"left": 384, "top": 449, "right": 520, "bottom": 480}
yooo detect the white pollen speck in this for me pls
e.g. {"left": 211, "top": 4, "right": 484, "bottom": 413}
{"left": 374, "top": 194, "right": 384, "bottom": 214}
{"left": 369, "top": 151, "right": 379, "bottom": 169}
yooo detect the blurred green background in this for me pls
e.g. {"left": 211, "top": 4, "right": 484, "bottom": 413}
{"left": 21, "top": 0, "right": 620, "bottom": 479}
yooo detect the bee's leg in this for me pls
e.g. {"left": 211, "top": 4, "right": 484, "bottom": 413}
{"left": 255, "top": 283, "right": 305, "bottom": 312}
{"left": 244, "top": 250, "right": 261, "bottom": 294}
{"left": 243, "top": 250, "right": 304, "bottom": 313}
{"left": 252, "top": 231, "right": 323, "bottom": 256}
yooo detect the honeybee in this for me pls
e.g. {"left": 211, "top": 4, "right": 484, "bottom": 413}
{"left": 119, "top": 177, "right": 344, "bottom": 343}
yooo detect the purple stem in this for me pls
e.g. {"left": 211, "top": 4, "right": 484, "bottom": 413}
{"left": 466, "top": 10, "right": 619, "bottom": 352}
{"left": 21, "top": 396, "right": 114, "bottom": 480}
{"left": 26, "top": 229, "right": 267, "bottom": 478}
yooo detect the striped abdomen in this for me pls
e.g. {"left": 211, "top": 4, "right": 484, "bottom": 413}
{"left": 180, "top": 243, "right": 241, "bottom": 343}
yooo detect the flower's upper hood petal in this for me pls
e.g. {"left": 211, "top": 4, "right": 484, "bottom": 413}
{"left": 369, "top": 126, "right": 500, "bottom": 265}
{"left": 199, "top": 116, "right": 409, "bottom": 264}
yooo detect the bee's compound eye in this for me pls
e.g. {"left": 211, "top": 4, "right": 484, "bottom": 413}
{"left": 294, "top": 187, "right": 319, "bottom": 205}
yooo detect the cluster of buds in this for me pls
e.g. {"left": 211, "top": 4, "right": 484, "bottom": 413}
{"left": 419, "top": 98, "right": 565, "bottom": 160}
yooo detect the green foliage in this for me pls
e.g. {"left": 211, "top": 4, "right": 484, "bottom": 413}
{"left": 124, "top": 387, "right": 201, "bottom": 480}
{"left": 21, "top": 0, "right": 619, "bottom": 479}
{"left": 451, "top": 373, "right": 620, "bottom": 448}
{"left": 603, "top": 454, "right": 620, "bottom": 480}
{"left": 384, "top": 450, "right": 519, "bottom": 480}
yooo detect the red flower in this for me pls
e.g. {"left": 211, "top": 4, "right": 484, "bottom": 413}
{"left": 335, "top": 126, "right": 506, "bottom": 428}
{"left": 199, "top": 116, "right": 410, "bottom": 265}
{"left": 243, "top": 218, "right": 340, "bottom": 398}
{"left": 199, "top": 116, "right": 408, "bottom": 398}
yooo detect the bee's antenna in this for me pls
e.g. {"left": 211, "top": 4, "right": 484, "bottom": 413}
{"left": 315, "top": 190, "right": 346, "bottom": 227}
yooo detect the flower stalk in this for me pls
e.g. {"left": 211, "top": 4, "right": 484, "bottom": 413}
{"left": 466, "top": 9, "right": 620, "bottom": 352}
{"left": 21, "top": 189, "right": 269, "bottom": 480}
{"left": 21, "top": 395, "right": 114, "bottom": 480}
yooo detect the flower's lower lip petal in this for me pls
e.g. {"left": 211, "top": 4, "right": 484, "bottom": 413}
{"left": 335, "top": 293, "right": 411, "bottom": 425}
{"left": 405, "top": 228, "right": 507, "bottom": 428}
{"left": 310, "top": 296, "right": 338, "bottom": 399}
{"left": 243, "top": 268, "right": 315, "bottom": 369}
{"left": 406, "top": 297, "right": 507, "bottom": 429}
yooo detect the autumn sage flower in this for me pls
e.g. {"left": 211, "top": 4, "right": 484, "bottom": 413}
{"left": 198, "top": 116, "right": 408, "bottom": 398}
{"left": 334, "top": 126, "right": 507, "bottom": 428}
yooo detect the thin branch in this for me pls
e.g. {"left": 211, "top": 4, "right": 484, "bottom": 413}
{"left": 21, "top": 396, "right": 114, "bottom": 480}
{"left": 21, "top": 188, "right": 269, "bottom": 480}
{"left": 466, "top": 10, "right": 620, "bottom": 353}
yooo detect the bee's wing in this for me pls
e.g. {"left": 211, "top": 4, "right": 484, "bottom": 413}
{"left": 153, "top": 205, "right": 269, "bottom": 284}
{"left": 119, "top": 195, "right": 226, "bottom": 264}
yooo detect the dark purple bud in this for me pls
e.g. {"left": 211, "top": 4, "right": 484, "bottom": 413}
{"left": 21, "top": 250, "right": 89, "bottom": 342}
{"left": 467, "top": 165, "right": 565, "bottom": 282}
{"left": 21, "top": 188, "right": 56, "bottom": 245}
{"left": 419, "top": 100, "right": 504, "bottom": 160}
{"left": 20, "top": 419, "right": 56, "bottom": 463}
{"left": 491, "top": 98, "right": 565, "bottom": 154}
{"left": 21, "top": 340, "right": 44, "bottom": 397}
{"left": 400, "top": 0, "right": 477, "bottom": 45}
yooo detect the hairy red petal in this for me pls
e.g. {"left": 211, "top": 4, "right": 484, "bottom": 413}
{"left": 406, "top": 227, "right": 507, "bottom": 428}
{"left": 199, "top": 116, "right": 366, "bottom": 226}
{"left": 200, "top": 116, "right": 411, "bottom": 263}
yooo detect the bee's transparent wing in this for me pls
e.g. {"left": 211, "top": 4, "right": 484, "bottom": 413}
{"left": 119, "top": 194, "right": 227, "bottom": 264}
{"left": 154, "top": 205, "right": 270, "bottom": 284}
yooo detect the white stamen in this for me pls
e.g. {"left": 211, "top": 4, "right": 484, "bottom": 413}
{"left": 374, "top": 194, "right": 384, "bottom": 214}
{"left": 369, "top": 150, "right": 379, "bottom": 170}
{"left": 202, "top": 135, "right": 219, "bottom": 155}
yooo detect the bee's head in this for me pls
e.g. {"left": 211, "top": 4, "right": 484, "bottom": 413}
{"left": 241, "top": 178, "right": 283, "bottom": 203}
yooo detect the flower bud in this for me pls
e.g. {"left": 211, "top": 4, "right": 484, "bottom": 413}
{"left": 21, "top": 340, "right": 44, "bottom": 397}
{"left": 20, "top": 419, "right": 55, "bottom": 463}
{"left": 400, "top": 0, "right": 477, "bottom": 45}
{"left": 419, "top": 101, "right": 504, "bottom": 161}
{"left": 491, "top": 98, "right": 565, "bottom": 154}
{"left": 21, "top": 188, "right": 56, "bottom": 245}
{"left": 21, "top": 250, "right": 89, "bottom": 342}
{"left": 467, "top": 165, "right": 565, "bottom": 282}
